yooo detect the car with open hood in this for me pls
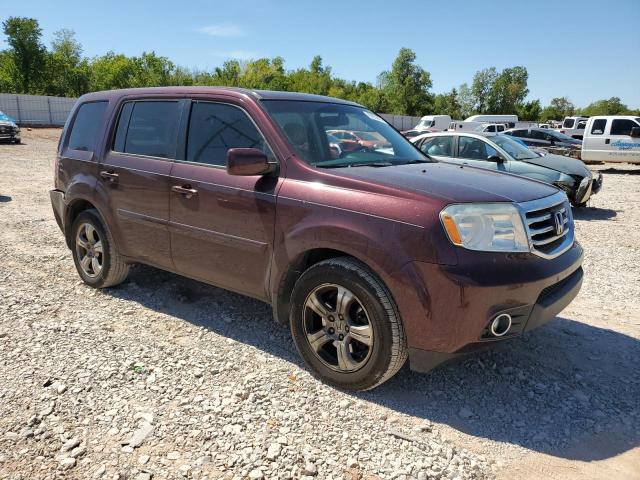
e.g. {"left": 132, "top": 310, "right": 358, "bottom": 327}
{"left": 412, "top": 131, "right": 602, "bottom": 206}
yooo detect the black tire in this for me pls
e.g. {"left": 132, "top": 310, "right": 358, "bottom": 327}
{"left": 70, "top": 209, "right": 129, "bottom": 288}
{"left": 290, "top": 257, "right": 407, "bottom": 391}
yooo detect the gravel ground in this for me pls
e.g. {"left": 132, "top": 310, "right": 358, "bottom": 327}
{"left": 0, "top": 129, "right": 639, "bottom": 480}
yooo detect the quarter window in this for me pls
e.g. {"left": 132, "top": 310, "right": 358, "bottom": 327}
{"left": 590, "top": 119, "right": 607, "bottom": 135}
{"left": 610, "top": 119, "right": 639, "bottom": 136}
{"left": 114, "top": 101, "right": 181, "bottom": 158}
{"left": 186, "top": 102, "right": 273, "bottom": 166}
{"left": 68, "top": 101, "right": 108, "bottom": 151}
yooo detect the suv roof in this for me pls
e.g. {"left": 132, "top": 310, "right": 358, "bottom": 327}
{"left": 78, "top": 86, "right": 361, "bottom": 106}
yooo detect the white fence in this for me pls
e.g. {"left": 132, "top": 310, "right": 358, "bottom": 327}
{"left": 379, "top": 114, "right": 422, "bottom": 131}
{"left": 0, "top": 93, "right": 423, "bottom": 130}
{"left": 0, "top": 94, "right": 77, "bottom": 126}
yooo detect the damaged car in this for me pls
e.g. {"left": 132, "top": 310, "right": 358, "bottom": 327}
{"left": 412, "top": 131, "right": 602, "bottom": 206}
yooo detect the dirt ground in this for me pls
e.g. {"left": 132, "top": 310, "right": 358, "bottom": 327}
{"left": 0, "top": 129, "right": 639, "bottom": 480}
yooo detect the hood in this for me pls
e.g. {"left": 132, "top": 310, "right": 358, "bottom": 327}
{"left": 520, "top": 153, "right": 589, "bottom": 177}
{"left": 333, "top": 161, "right": 558, "bottom": 204}
{"left": 0, "top": 119, "right": 17, "bottom": 128}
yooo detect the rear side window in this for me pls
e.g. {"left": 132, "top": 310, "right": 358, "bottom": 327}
{"left": 590, "top": 119, "right": 607, "bottom": 135}
{"left": 68, "top": 101, "right": 108, "bottom": 151}
{"left": 114, "top": 101, "right": 181, "bottom": 158}
{"left": 420, "top": 136, "right": 453, "bottom": 157}
{"left": 563, "top": 118, "right": 575, "bottom": 128}
{"left": 610, "top": 119, "right": 639, "bottom": 136}
{"left": 186, "top": 102, "right": 272, "bottom": 166}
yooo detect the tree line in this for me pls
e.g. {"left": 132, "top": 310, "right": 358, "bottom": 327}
{"left": 1, "top": 17, "right": 638, "bottom": 121}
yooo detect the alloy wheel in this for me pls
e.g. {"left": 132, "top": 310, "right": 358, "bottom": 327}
{"left": 75, "top": 223, "right": 103, "bottom": 278}
{"left": 303, "top": 283, "right": 374, "bottom": 372}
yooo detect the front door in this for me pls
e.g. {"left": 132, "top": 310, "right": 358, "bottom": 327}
{"left": 98, "top": 99, "right": 182, "bottom": 268}
{"left": 454, "top": 136, "right": 508, "bottom": 173}
{"left": 169, "top": 100, "right": 280, "bottom": 300}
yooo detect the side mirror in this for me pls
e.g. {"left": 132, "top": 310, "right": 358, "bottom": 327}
{"left": 487, "top": 155, "right": 504, "bottom": 163}
{"left": 630, "top": 127, "right": 640, "bottom": 138}
{"left": 226, "top": 148, "right": 275, "bottom": 176}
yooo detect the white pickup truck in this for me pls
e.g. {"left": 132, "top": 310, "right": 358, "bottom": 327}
{"left": 557, "top": 116, "right": 588, "bottom": 140}
{"left": 581, "top": 116, "right": 640, "bottom": 164}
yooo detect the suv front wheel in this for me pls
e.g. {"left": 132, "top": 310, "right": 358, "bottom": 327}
{"left": 290, "top": 257, "right": 407, "bottom": 390}
{"left": 70, "top": 209, "right": 130, "bottom": 288}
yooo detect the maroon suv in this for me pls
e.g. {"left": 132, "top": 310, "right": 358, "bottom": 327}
{"left": 50, "top": 87, "right": 583, "bottom": 390}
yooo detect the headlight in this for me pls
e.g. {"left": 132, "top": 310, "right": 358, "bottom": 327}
{"left": 440, "top": 203, "right": 529, "bottom": 252}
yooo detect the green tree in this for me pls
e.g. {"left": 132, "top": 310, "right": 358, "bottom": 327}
{"left": 2, "top": 17, "right": 47, "bottom": 93}
{"left": 580, "top": 97, "right": 631, "bottom": 116}
{"left": 488, "top": 66, "right": 529, "bottom": 114}
{"left": 433, "top": 88, "right": 462, "bottom": 119}
{"left": 238, "top": 57, "right": 288, "bottom": 90}
{"left": 540, "top": 96, "right": 575, "bottom": 121}
{"left": 45, "top": 29, "right": 90, "bottom": 96}
{"left": 379, "top": 48, "right": 433, "bottom": 116}
{"left": 89, "top": 52, "right": 139, "bottom": 90}
{"left": 516, "top": 99, "right": 542, "bottom": 121}
{"left": 471, "top": 67, "right": 498, "bottom": 113}
{"left": 457, "top": 83, "right": 476, "bottom": 119}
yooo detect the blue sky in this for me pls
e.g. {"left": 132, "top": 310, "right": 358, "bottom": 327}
{"left": 2, "top": 0, "right": 639, "bottom": 107}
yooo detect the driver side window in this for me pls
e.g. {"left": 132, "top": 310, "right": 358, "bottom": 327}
{"left": 458, "top": 136, "right": 496, "bottom": 160}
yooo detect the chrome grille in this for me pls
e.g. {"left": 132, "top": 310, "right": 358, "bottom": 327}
{"left": 518, "top": 192, "right": 574, "bottom": 259}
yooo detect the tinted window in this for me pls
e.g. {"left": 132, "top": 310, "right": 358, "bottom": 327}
{"left": 68, "top": 101, "right": 108, "bottom": 151}
{"left": 530, "top": 130, "right": 547, "bottom": 140}
{"left": 114, "top": 101, "right": 181, "bottom": 158}
{"left": 563, "top": 118, "right": 575, "bottom": 128}
{"left": 509, "top": 129, "right": 525, "bottom": 137}
{"left": 590, "top": 119, "right": 607, "bottom": 135}
{"left": 610, "top": 119, "right": 639, "bottom": 136}
{"left": 458, "top": 137, "right": 495, "bottom": 160}
{"left": 577, "top": 121, "right": 587, "bottom": 130}
{"left": 420, "top": 136, "right": 453, "bottom": 157}
{"left": 187, "top": 102, "right": 272, "bottom": 166}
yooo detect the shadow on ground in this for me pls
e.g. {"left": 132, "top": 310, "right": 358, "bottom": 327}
{"left": 598, "top": 167, "right": 640, "bottom": 175}
{"left": 0, "top": 195, "right": 12, "bottom": 203}
{"left": 105, "top": 264, "right": 640, "bottom": 463}
{"left": 573, "top": 206, "right": 617, "bottom": 221}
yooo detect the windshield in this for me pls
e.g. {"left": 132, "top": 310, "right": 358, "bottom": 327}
{"left": 550, "top": 130, "right": 580, "bottom": 142}
{"left": 418, "top": 119, "right": 434, "bottom": 127}
{"left": 490, "top": 134, "right": 539, "bottom": 160}
{"left": 261, "top": 100, "right": 429, "bottom": 167}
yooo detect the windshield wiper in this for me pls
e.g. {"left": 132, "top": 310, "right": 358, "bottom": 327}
{"left": 402, "top": 158, "right": 433, "bottom": 164}
{"left": 317, "top": 161, "right": 394, "bottom": 169}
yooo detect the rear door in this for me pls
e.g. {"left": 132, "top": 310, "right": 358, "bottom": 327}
{"left": 415, "top": 135, "right": 455, "bottom": 162}
{"left": 97, "top": 99, "right": 183, "bottom": 268}
{"left": 168, "top": 99, "right": 280, "bottom": 299}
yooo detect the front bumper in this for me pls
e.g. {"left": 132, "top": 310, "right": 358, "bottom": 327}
{"left": 388, "top": 243, "right": 584, "bottom": 373}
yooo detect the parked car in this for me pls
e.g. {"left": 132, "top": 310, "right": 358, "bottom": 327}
{"left": 50, "top": 87, "right": 583, "bottom": 390}
{"left": 414, "top": 115, "right": 451, "bottom": 131}
{"left": 327, "top": 129, "right": 390, "bottom": 150}
{"left": 557, "top": 116, "right": 588, "bottom": 140}
{"left": 475, "top": 123, "right": 507, "bottom": 133}
{"left": 581, "top": 115, "right": 640, "bottom": 164}
{"left": 412, "top": 131, "right": 602, "bottom": 206}
{"left": 505, "top": 128, "right": 582, "bottom": 156}
{"left": 0, "top": 110, "right": 20, "bottom": 144}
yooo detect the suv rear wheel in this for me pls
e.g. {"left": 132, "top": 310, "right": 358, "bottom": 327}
{"left": 290, "top": 257, "right": 407, "bottom": 390}
{"left": 71, "top": 209, "right": 129, "bottom": 288}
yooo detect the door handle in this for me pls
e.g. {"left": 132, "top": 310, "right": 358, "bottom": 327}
{"left": 100, "top": 170, "right": 119, "bottom": 182}
{"left": 171, "top": 185, "right": 198, "bottom": 198}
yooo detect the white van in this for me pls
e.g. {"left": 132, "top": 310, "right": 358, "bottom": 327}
{"left": 465, "top": 114, "right": 518, "bottom": 128}
{"left": 448, "top": 120, "right": 483, "bottom": 132}
{"left": 582, "top": 116, "right": 640, "bottom": 164}
{"left": 557, "top": 116, "right": 588, "bottom": 140}
{"left": 415, "top": 115, "right": 451, "bottom": 131}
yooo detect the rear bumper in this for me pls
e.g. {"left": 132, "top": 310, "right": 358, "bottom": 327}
{"left": 50, "top": 189, "right": 65, "bottom": 233}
